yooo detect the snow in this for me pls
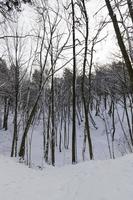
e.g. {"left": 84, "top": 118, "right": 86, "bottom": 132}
{"left": 0, "top": 154, "right": 133, "bottom": 200}
{"left": 0, "top": 103, "right": 132, "bottom": 168}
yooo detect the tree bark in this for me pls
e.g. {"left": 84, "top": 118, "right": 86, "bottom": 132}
{"left": 81, "top": 0, "right": 93, "bottom": 160}
{"left": 71, "top": 0, "right": 77, "bottom": 164}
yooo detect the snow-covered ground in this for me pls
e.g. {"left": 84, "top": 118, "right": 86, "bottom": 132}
{"left": 0, "top": 102, "right": 133, "bottom": 199}
{"left": 0, "top": 154, "right": 133, "bottom": 200}
{"left": 0, "top": 104, "right": 132, "bottom": 167}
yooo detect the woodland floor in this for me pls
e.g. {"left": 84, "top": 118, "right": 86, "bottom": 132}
{"left": 0, "top": 154, "right": 133, "bottom": 200}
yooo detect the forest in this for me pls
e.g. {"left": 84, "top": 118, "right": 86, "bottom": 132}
{"left": 0, "top": 0, "right": 132, "bottom": 169}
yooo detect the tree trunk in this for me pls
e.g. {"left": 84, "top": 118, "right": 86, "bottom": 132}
{"left": 71, "top": 0, "right": 77, "bottom": 164}
{"left": 51, "top": 52, "right": 55, "bottom": 166}
{"left": 3, "top": 97, "right": 10, "bottom": 131}
{"left": 105, "top": 0, "right": 133, "bottom": 90}
{"left": 81, "top": 0, "right": 93, "bottom": 160}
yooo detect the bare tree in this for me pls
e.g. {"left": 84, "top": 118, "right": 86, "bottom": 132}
{"left": 105, "top": 0, "right": 133, "bottom": 90}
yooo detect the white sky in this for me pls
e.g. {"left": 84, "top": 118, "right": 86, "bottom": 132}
{"left": 0, "top": 0, "right": 119, "bottom": 71}
{"left": 87, "top": 0, "right": 119, "bottom": 64}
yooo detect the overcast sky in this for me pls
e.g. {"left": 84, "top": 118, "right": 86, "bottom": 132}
{"left": 87, "top": 0, "right": 119, "bottom": 64}
{"left": 0, "top": 0, "right": 119, "bottom": 70}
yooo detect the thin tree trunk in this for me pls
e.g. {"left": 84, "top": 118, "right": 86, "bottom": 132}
{"left": 11, "top": 65, "right": 19, "bottom": 157}
{"left": 45, "top": 105, "right": 51, "bottom": 163}
{"left": 3, "top": 97, "right": 10, "bottom": 131}
{"left": 81, "top": 0, "right": 93, "bottom": 160}
{"left": 71, "top": 0, "right": 77, "bottom": 164}
{"left": 51, "top": 57, "right": 55, "bottom": 166}
{"left": 19, "top": 95, "right": 39, "bottom": 159}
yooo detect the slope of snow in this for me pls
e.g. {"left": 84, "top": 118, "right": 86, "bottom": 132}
{"left": 0, "top": 108, "right": 129, "bottom": 167}
{"left": 0, "top": 154, "right": 133, "bottom": 200}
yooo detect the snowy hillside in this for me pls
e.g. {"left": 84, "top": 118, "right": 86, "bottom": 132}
{"left": 0, "top": 154, "right": 133, "bottom": 200}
